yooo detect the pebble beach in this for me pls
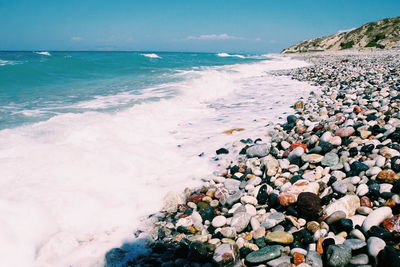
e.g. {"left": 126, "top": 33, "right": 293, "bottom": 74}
{"left": 105, "top": 50, "right": 400, "bottom": 267}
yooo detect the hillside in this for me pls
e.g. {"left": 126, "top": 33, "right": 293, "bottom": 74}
{"left": 282, "top": 16, "right": 400, "bottom": 53}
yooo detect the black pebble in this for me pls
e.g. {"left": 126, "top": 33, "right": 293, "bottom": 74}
{"left": 286, "top": 205, "right": 299, "bottom": 217}
{"left": 368, "top": 226, "right": 393, "bottom": 242}
{"left": 269, "top": 193, "right": 280, "bottom": 208}
{"left": 392, "top": 156, "right": 400, "bottom": 173}
{"left": 349, "top": 147, "right": 358, "bottom": 157}
{"left": 216, "top": 148, "right": 229, "bottom": 155}
{"left": 378, "top": 246, "right": 400, "bottom": 267}
{"left": 187, "top": 241, "right": 209, "bottom": 262}
{"left": 239, "top": 247, "right": 252, "bottom": 258}
{"left": 349, "top": 161, "right": 369, "bottom": 176}
{"left": 334, "top": 218, "right": 353, "bottom": 233}
{"left": 256, "top": 184, "right": 269, "bottom": 205}
{"left": 290, "top": 175, "right": 302, "bottom": 184}
{"left": 361, "top": 144, "right": 375, "bottom": 154}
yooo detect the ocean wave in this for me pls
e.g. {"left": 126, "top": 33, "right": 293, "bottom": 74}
{"left": 34, "top": 51, "right": 51, "bottom": 56}
{"left": 0, "top": 59, "right": 16, "bottom": 66}
{"left": 0, "top": 55, "right": 314, "bottom": 267}
{"left": 216, "top": 52, "right": 245, "bottom": 59}
{"left": 13, "top": 109, "right": 50, "bottom": 117}
{"left": 67, "top": 84, "right": 175, "bottom": 109}
{"left": 141, "top": 53, "right": 161, "bottom": 58}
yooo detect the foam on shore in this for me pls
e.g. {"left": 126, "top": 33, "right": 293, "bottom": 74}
{"left": 0, "top": 56, "right": 312, "bottom": 267}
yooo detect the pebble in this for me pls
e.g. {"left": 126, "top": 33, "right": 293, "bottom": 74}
{"left": 245, "top": 245, "right": 283, "bottom": 264}
{"left": 162, "top": 192, "right": 183, "bottom": 213}
{"left": 252, "top": 227, "right": 266, "bottom": 239}
{"left": 326, "top": 244, "right": 352, "bottom": 267}
{"left": 377, "top": 169, "right": 399, "bottom": 183}
{"left": 330, "top": 136, "right": 342, "bottom": 146}
{"left": 350, "top": 254, "right": 369, "bottom": 265}
{"left": 367, "top": 236, "right": 386, "bottom": 257}
{"left": 240, "top": 195, "right": 258, "bottom": 205}
{"left": 343, "top": 239, "right": 366, "bottom": 250}
{"left": 212, "top": 243, "right": 239, "bottom": 266}
{"left": 246, "top": 144, "right": 271, "bottom": 158}
{"left": 356, "top": 184, "right": 369, "bottom": 196}
{"left": 350, "top": 229, "right": 365, "bottom": 241}
{"left": 262, "top": 212, "right": 285, "bottom": 229}
{"left": 321, "top": 152, "right": 340, "bottom": 167}
{"left": 265, "top": 231, "right": 294, "bottom": 244}
{"left": 306, "top": 251, "right": 323, "bottom": 267}
{"left": 291, "top": 248, "right": 308, "bottom": 255}
{"left": 379, "top": 246, "right": 400, "bottom": 267}
{"left": 324, "top": 195, "right": 360, "bottom": 217}
{"left": 382, "top": 214, "right": 400, "bottom": 232}
{"left": 297, "top": 192, "right": 322, "bottom": 220}
{"left": 326, "top": 210, "right": 347, "bottom": 224}
{"left": 267, "top": 255, "right": 291, "bottom": 267}
{"left": 211, "top": 216, "right": 227, "bottom": 228}
{"left": 332, "top": 180, "right": 348, "bottom": 194}
{"left": 220, "top": 227, "right": 237, "bottom": 238}
{"left": 362, "top": 206, "right": 393, "bottom": 232}
{"left": 264, "top": 155, "right": 280, "bottom": 176}
{"left": 301, "top": 154, "right": 324, "bottom": 163}
{"left": 335, "top": 127, "right": 355, "bottom": 137}
{"left": 357, "top": 206, "right": 372, "bottom": 215}
{"left": 230, "top": 212, "right": 251, "bottom": 232}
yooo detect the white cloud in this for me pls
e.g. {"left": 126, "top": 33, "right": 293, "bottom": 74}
{"left": 336, "top": 28, "right": 356, "bottom": 34}
{"left": 187, "top": 33, "right": 239, "bottom": 40}
{"left": 71, "top": 36, "right": 83, "bottom": 41}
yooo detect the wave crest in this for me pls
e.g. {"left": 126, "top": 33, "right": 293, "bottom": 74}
{"left": 34, "top": 51, "right": 51, "bottom": 56}
{"left": 142, "top": 53, "right": 161, "bottom": 58}
{"left": 0, "top": 59, "right": 14, "bottom": 66}
{"left": 217, "top": 53, "right": 245, "bottom": 59}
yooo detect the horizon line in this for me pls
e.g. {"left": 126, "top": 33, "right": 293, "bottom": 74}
{"left": 0, "top": 50, "right": 270, "bottom": 54}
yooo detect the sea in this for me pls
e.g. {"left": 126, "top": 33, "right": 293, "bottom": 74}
{"left": 0, "top": 51, "right": 312, "bottom": 266}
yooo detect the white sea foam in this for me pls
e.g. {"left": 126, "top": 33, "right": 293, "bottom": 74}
{"left": 67, "top": 84, "right": 176, "bottom": 110}
{"left": 0, "top": 59, "right": 9, "bottom": 66}
{"left": 0, "top": 59, "right": 17, "bottom": 66}
{"left": 35, "top": 52, "right": 51, "bottom": 56}
{"left": 0, "top": 56, "right": 314, "bottom": 267}
{"left": 14, "top": 109, "right": 50, "bottom": 117}
{"left": 141, "top": 53, "right": 161, "bottom": 58}
{"left": 217, "top": 52, "right": 245, "bottom": 58}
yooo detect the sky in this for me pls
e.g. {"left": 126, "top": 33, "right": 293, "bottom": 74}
{"left": 0, "top": 0, "right": 399, "bottom": 53}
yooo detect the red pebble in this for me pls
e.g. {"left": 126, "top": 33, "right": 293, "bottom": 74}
{"left": 383, "top": 214, "right": 400, "bottom": 233}
{"left": 293, "top": 252, "right": 305, "bottom": 265}
{"left": 360, "top": 196, "right": 372, "bottom": 208}
{"left": 187, "top": 193, "right": 206, "bottom": 203}
{"left": 291, "top": 143, "right": 307, "bottom": 151}
{"left": 313, "top": 125, "right": 324, "bottom": 132}
{"left": 353, "top": 106, "right": 363, "bottom": 114}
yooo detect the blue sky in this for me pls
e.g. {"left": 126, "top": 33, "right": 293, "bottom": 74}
{"left": 1, "top": 0, "right": 399, "bottom": 52}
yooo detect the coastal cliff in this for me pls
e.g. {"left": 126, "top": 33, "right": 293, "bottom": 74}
{"left": 282, "top": 16, "right": 400, "bottom": 53}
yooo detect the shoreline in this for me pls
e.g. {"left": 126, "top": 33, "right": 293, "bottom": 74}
{"left": 106, "top": 50, "right": 400, "bottom": 266}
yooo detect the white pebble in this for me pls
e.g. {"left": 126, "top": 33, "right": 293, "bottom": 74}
{"left": 362, "top": 207, "right": 393, "bottom": 232}
{"left": 212, "top": 216, "right": 227, "bottom": 228}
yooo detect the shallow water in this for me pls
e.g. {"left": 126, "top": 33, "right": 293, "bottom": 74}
{"left": 0, "top": 52, "right": 312, "bottom": 266}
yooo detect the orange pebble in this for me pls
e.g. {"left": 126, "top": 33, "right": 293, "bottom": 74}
{"left": 290, "top": 143, "right": 307, "bottom": 151}
{"left": 385, "top": 199, "right": 396, "bottom": 208}
{"left": 316, "top": 237, "right": 324, "bottom": 254}
{"left": 293, "top": 252, "right": 305, "bottom": 265}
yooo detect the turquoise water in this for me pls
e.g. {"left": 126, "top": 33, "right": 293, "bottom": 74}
{"left": 0, "top": 52, "right": 313, "bottom": 266}
{"left": 0, "top": 51, "right": 263, "bottom": 129}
